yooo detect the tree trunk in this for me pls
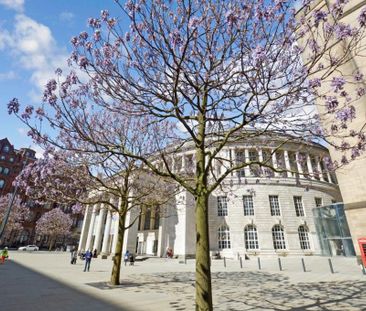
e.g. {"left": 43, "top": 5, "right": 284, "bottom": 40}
{"left": 110, "top": 212, "right": 126, "bottom": 286}
{"left": 48, "top": 236, "right": 55, "bottom": 251}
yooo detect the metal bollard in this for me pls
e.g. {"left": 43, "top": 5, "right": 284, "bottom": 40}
{"left": 224, "top": 257, "right": 226, "bottom": 268}
{"left": 301, "top": 258, "right": 306, "bottom": 272}
{"left": 278, "top": 257, "right": 283, "bottom": 271}
{"left": 257, "top": 257, "right": 261, "bottom": 270}
{"left": 361, "top": 264, "right": 366, "bottom": 275}
{"left": 328, "top": 258, "right": 335, "bottom": 274}
{"left": 240, "top": 256, "right": 243, "bottom": 269}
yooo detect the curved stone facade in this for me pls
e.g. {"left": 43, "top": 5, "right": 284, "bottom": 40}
{"left": 78, "top": 137, "right": 342, "bottom": 258}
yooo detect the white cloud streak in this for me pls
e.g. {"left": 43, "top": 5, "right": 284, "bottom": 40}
{"left": 0, "top": 0, "right": 24, "bottom": 12}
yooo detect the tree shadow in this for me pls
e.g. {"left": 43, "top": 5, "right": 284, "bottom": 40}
{"left": 85, "top": 271, "right": 366, "bottom": 311}
{"left": 0, "top": 260, "right": 133, "bottom": 311}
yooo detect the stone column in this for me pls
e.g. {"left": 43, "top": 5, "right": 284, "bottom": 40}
{"left": 271, "top": 149, "right": 280, "bottom": 177}
{"left": 85, "top": 204, "right": 98, "bottom": 251}
{"left": 93, "top": 205, "right": 107, "bottom": 253}
{"left": 316, "top": 157, "right": 325, "bottom": 181}
{"left": 244, "top": 148, "right": 251, "bottom": 176}
{"left": 306, "top": 154, "right": 315, "bottom": 179}
{"left": 230, "top": 148, "right": 235, "bottom": 176}
{"left": 296, "top": 152, "right": 303, "bottom": 175}
{"left": 101, "top": 209, "right": 113, "bottom": 257}
{"left": 284, "top": 150, "right": 292, "bottom": 177}
{"left": 77, "top": 205, "right": 92, "bottom": 252}
{"left": 181, "top": 155, "right": 186, "bottom": 173}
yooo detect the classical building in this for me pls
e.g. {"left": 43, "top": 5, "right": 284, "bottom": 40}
{"left": 298, "top": 0, "right": 366, "bottom": 259}
{"left": 78, "top": 135, "right": 343, "bottom": 258}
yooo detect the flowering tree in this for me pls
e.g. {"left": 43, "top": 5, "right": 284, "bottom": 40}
{"left": 15, "top": 115, "right": 176, "bottom": 285}
{"left": 35, "top": 208, "right": 72, "bottom": 250}
{"left": 8, "top": 1, "right": 366, "bottom": 309}
{"left": 0, "top": 194, "right": 30, "bottom": 245}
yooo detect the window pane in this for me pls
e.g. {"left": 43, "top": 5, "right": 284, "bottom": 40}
{"left": 269, "top": 195, "right": 281, "bottom": 216}
{"left": 293, "top": 196, "right": 305, "bottom": 217}
{"left": 217, "top": 196, "right": 228, "bottom": 216}
{"left": 243, "top": 196, "right": 254, "bottom": 216}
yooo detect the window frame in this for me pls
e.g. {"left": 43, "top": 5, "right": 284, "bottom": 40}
{"left": 218, "top": 225, "right": 231, "bottom": 249}
{"left": 293, "top": 196, "right": 305, "bottom": 217}
{"left": 269, "top": 195, "right": 281, "bottom": 216}
{"left": 298, "top": 225, "right": 311, "bottom": 250}
{"left": 314, "top": 197, "right": 323, "bottom": 208}
{"left": 272, "top": 225, "right": 286, "bottom": 250}
{"left": 217, "top": 196, "right": 228, "bottom": 216}
{"left": 243, "top": 195, "right": 254, "bottom": 216}
{"left": 244, "top": 225, "right": 259, "bottom": 250}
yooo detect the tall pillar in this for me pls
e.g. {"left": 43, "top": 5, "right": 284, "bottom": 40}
{"left": 85, "top": 204, "right": 98, "bottom": 251}
{"left": 316, "top": 157, "right": 325, "bottom": 181}
{"left": 244, "top": 148, "right": 251, "bottom": 176}
{"left": 230, "top": 148, "right": 235, "bottom": 176}
{"left": 93, "top": 205, "right": 107, "bottom": 253}
{"left": 295, "top": 152, "right": 303, "bottom": 175}
{"left": 77, "top": 205, "right": 92, "bottom": 252}
{"left": 101, "top": 209, "right": 113, "bottom": 257}
{"left": 284, "top": 150, "right": 292, "bottom": 177}
{"left": 271, "top": 149, "right": 280, "bottom": 177}
{"left": 306, "top": 154, "right": 315, "bottom": 179}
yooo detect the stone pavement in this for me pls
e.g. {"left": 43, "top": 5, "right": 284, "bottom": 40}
{"left": 1, "top": 251, "right": 366, "bottom": 311}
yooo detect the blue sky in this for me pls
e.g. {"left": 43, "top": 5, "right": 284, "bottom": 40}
{"left": 0, "top": 0, "right": 124, "bottom": 156}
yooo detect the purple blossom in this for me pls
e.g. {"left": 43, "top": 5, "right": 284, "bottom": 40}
{"left": 101, "top": 10, "right": 109, "bottom": 21}
{"left": 252, "top": 45, "right": 266, "bottom": 65}
{"left": 340, "top": 155, "right": 348, "bottom": 165}
{"left": 358, "top": 7, "right": 366, "bottom": 27}
{"left": 7, "top": 98, "right": 20, "bottom": 114}
{"left": 331, "top": 76, "right": 345, "bottom": 92}
{"left": 55, "top": 68, "right": 62, "bottom": 76}
{"left": 169, "top": 29, "right": 182, "bottom": 48}
{"left": 70, "top": 36, "right": 79, "bottom": 47}
{"left": 325, "top": 96, "right": 339, "bottom": 111}
{"left": 334, "top": 23, "right": 355, "bottom": 40}
{"left": 87, "top": 18, "right": 101, "bottom": 29}
{"left": 354, "top": 70, "right": 364, "bottom": 82}
{"left": 94, "top": 30, "right": 101, "bottom": 41}
{"left": 21, "top": 105, "right": 34, "bottom": 120}
{"left": 308, "top": 78, "right": 321, "bottom": 89}
{"left": 78, "top": 56, "right": 89, "bottom": 69}
{"left": 188, "top": 17, "right": 201, "bottom": 29}
{"left": 79, "top": 31, "right": 88, "bottom": 40}
{"left": 226, "top": 9, "right": 238, "bottom": 26}
{"left": 313, "top": 10, "right": 327, "bottom": 26}
{"left": 351, "top": 147, "right": 360, "bottom": 159}
{"left": 357, "top": 87, "right": 366, "bottom": 97}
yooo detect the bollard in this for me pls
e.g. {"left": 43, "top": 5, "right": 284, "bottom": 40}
{"left": 224, "top": 257, "right": 226, "bottom": 268}
{"left": 257, "top": 257, "right": 261, "bottom": 270}
{"left": 278, "top": 257, "right": 283, "bottom": 271}
{"left": 240, "top": 256, "right": 243, "bottom": 269}
{"left": 361, "top": 264, "right": 366, "bottom": 275}
{"left": 328, "top": 258, "right": 335, "bottom": 274}
{"left": 301, "top": 258, "right": 306, "bottom": 272}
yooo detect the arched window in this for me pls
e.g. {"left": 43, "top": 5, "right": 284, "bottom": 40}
{"left": 0, "top": 179, "right": 4, "bottom": 189}
{"left": 244, "top": 225, "right": 258, "bottom": 250}
{"left": 298, "top": 226, "right": 311, "bottom": 250}
{"left": 218, "top": 225, "right": 231, "bottom": 249}
{"left": 3, "top": 168, "right": 9, "bottom": 175}
{"left": 272, "top": 225, "right": 286, "bottom": 250}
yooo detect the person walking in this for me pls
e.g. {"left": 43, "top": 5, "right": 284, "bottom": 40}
{"left": 83, "top": 249, "right": 92, "bottom": 272}
{"left": 71, "top": 250, "right": 77, "bottom": 265}
{"left": 129, "top": 253, "right": 135, "bottom": 266}
{"left": 124, "top": 250, "right": 130, "bottom": 266}
{"left": 1, "top": 247, "right": 9, "bottom": 264}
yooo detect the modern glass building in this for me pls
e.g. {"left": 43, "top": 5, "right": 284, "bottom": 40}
{"left": 313, "top": 203, "right": 355, "bottom": 257}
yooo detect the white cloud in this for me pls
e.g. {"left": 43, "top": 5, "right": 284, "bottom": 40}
{"left": 59, "top": 11, "right": 74, "bottom": 22}
{"left": 1, "top": 14, "right": 69, "bottom": 100}
{"left": 0, "top": 70, "right": 18, "bottom": 80}
{"left": 30, "top": 144, "right": 44, "bottom": 159}
{"left": 17, "top": 127, "right": 27, "bottom": 135}
{"left": 0, "top": 0, "right": 24, "bottom": 12}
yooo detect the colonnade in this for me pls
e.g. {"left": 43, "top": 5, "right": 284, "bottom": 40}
{"left": 78, "top": 202, "right": 119, "bottom": 256}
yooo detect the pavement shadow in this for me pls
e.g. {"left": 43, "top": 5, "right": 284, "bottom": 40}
{"left": 0, "top": 260, "right": 134, "bottom": 311}
{"left": 86, "top": 271, "right": 366, "bottom": 311}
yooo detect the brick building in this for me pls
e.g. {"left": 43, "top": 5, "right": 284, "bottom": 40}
{"left": 0, "top": 138, "right": 36, "bottom": 195}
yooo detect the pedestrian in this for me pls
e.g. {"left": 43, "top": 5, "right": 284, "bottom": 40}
{"left": 93, "top": 249, "right": 98, "bottom": 258}
{"left": 83, "top": 249, "right": 92, "bottom": 272}
{"left": 71, "top": 250, "right": 77, "bottom": 265}
{"left": 124, "top": 250, "right": 130, "bottom": 266}
{"left": 129, "top": 253, "right": 135, "bottom": 266}
{"left": 1, "top": 247, "right": 9, "bottom": 264}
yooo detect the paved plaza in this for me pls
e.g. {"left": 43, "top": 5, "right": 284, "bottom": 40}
{"left": 1, "top": 252, "right": 366, "bottom": 311}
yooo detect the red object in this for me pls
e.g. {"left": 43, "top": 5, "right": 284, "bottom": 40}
{"left": 358, "top": 237, "right": 366, "bottom": 267}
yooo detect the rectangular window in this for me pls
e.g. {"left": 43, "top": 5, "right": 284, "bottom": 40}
{"left": 243, "top": 195, "right": 254, "bottom": 216}
{"left": 315, "top": 197, "right": 322, "bottom": 207}
{"left": 269, "top": 195, "right": 281, "bottom": 216}
{"left": 217, "top": 196, "right": 228, "bottom": 216}
{"left": 293, "top": 196, "right": 305, "bottom": 217}
{"left": 236, "top": 151, "right": 245, "bottom": 177}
